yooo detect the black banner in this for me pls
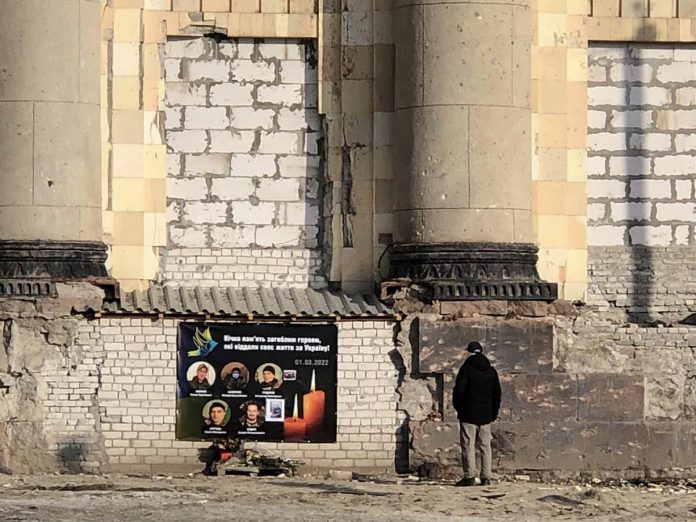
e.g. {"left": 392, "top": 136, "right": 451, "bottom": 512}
{"left": 176, "top": 322, "right": 337, "bottom": 442}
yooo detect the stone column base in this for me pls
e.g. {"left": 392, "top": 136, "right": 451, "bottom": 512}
{"left": 388, "top": 242, "right": 557, "bottom": 301}
{"left": 0, "top": 241, "right": 109, "bottom": 297}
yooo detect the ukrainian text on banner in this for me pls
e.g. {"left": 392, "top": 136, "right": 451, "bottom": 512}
{"left": 176, "top": 322, "right": 338, "bottom": 442}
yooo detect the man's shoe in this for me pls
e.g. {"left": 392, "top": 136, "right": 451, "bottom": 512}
{"left": 455, "top": 477, "right": 476, "bottom": 487}
{"left": 480, "top": 478, "right": 491, "bottom": 486}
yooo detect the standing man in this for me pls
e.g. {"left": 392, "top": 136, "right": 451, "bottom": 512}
{"left": 452, "top": 341, "right": 501, "bottom": 487}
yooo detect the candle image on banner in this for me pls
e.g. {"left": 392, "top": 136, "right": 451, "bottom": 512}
{"left": 283, "top": 394, "right": 306, "bottom": 441}
{"left": 302, "top": 370, "right": 325, "bottom": 438}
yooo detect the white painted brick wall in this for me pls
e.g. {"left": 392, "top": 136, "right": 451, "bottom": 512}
{"left": 185, "top": 107, "right": 228, "bottom": 129}
{"left": 168, "top": 178, "right": 208, "bottom": 200}
{"left": 588, "top": 86, "right": 626, "bottom": 106}
{"left": 208, "top": 130, "right": 256, "bottom": 153}
{"left": 256, "top": 178, "right": 300, "bottom": 201}
{"left": 588, "top": 132, "right": 627, "bottom": 151}
{"left": 610, "top": 110, "right": 652, "bottom": 129}
{"left": 231, "top": 60, "right": 276, "bottom": 82}
{"left": 167, "top": 130, "right": 207, "bottom": 153}
{"left": 164, "top": 37, "right": 325, "bottom": 287}
{"left": 257, "top": 84, "right": 303, "bottom": 105}
{"left": 674, "top": 134, "right": 696, "bottom": 152}
{"left": 629, "top": 179, "right": 671, "bottom": 199}
{"left": 163, "top": 248, "right": 325, "bottom": 287}
{"left": 183, "top": 60, "right": 230, "bottom": 82}
{"left": 209, "top": 227, "right": 256, "bottom": 248}
{"left": 587, "top": 179, "right": 626, "bottom": 198}
{"left": 588, "top": 156, "right": 607, "bottom": 176}
{"left": 211, "top": 178, "right": 256, "bottom": 200}
{"left": 676, "top": 179, "right": 693, "bottom": 199}
{"left": 676, "top": 87, "right": 696, "bottom": 106}
{"left": 170, "top": 226, "right": 208, "bottom": 248}
{"left": 610, "top": 201, "right": 650, "bottom": 221}
{"left": 628, "top": 133, "right": 671, "bottom": 151}
{"left": 230, "top": 108, "right": 275, "bottom": 129}
{"left": 232, "top": 201, "right": 276, "bottom": 224}
{"left": 230, "top": 154, "right": 277, "bottom": 176}
{"left": 587, "top": 225, "right": 625, "bottom": 246}
{"left": 656, "top": 63, "right": 696, "bottom": 83}
{"left": 655, "top": 202, "right": 696, "bottom": 221}
{"left": 628, "top": 225, "right": 672, "bottom": 245}
{"left": 209, "top": 83, "right": 254, "bottom": 106}
{"left": 628, "top": 87, "right": 670, "bottom": 106}
{"left": 258, "top": 131, "right": 301, "bottom": 154}
{"left": 166, "top": 38, "right": 206, "bottom": 59}
{"left": 64, "top": 318, "right": 400, "bottom": 473}
{"left": 656, "top": 110, "right": 696, "bottom": 130}
{"left": 587, "top": 111, "right": 607, "bottom": 129}
{"left": 654, "top": 155, "right": 694, "bottom": 176}
{"left": 183, "top": 202, "right": 228, "bottom": 224}
{"left": 165, "top": 83, "right": 207, "bottom": 106}
{"left": 609, "top": 63, "right": 653, "bottom": 83}
{"left": 186, "top": 153, "right": 230, "bottom": 175}
{"left": 588, "top": 43, "right": 696, "bottom": 246}
{"left": 256, "top": 226, "right": 303, "bottom": 247}
{"left": 608, "top": 156, "right": 651, "bottom": 176}
{"left": 164, "top": 107, "right": 183, "bottom": 129}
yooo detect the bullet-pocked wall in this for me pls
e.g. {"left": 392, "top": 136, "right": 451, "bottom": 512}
{"left": 100, "top": 1, "right": 593, "bottom": 299}
{"left": 163, "top": 37, "right": 326, "bottom": 288}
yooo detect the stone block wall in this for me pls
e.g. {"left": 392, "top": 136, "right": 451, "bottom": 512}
{"left": 49, "top": 317, "right": 401, "bottom": 474}
{"left": 532, "top": 1, "right": 589, "bottom": 302}
{"left": 163, "top": 37, "right": 326, "bottom": 287}
{"left": 398, "top": 307, "right": 696, "bottom": 479}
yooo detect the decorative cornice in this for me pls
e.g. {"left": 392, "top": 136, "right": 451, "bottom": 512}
{"left": 0, "top": 280, "right": 57, "bottom": 298}
{"left": 0, "top": 240, "right": 109, "bottom": 282}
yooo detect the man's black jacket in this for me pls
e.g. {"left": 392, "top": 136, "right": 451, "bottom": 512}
{"left": 452, "top": 353, "right": 501, "bottom": 425}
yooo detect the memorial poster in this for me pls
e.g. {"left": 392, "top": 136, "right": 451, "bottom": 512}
{"left": 176, "top": 322, "right": 338, "bottom": 442}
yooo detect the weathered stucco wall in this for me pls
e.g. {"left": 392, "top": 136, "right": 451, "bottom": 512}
{"left": 0, "top": 285, "right": 105, "bottom": 473}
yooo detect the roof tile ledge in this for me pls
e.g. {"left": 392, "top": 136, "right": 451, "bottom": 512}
{"left": 100, "top": 285, "right": 395, "bottom": 319}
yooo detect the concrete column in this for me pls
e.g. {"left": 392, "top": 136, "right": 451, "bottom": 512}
{"left": 390, "top": 0, "right": 555, "bottom": 300}
{"left": 393, "top": 0, "right": 532, "bottom": 244}
{"left": 0, "top": 0, "right": 106, "bottom": 283}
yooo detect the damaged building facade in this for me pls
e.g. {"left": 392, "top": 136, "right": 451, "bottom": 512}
{"left": 1, "top": 0, "right": 696, "bottom": 477}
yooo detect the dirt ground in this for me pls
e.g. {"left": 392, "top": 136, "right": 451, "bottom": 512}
{"left": 0, "top": 472, "right": 695, "bottom": 521}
